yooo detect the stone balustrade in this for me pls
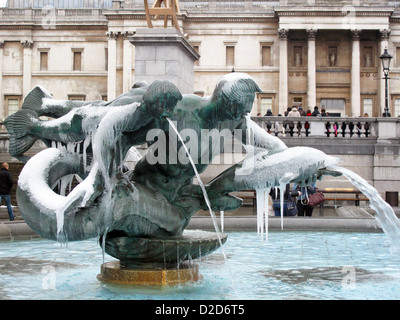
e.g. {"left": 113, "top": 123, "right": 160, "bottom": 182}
{"left": 2, "top": 0, "right": 398, "bottom": 12}
{"left": 251, "top": 116, "right": 392, "bottom": 140}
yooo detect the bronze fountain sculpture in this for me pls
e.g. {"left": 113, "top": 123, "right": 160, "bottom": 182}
{"left": 5, "top": 73, "right": 345, "bottom": 284}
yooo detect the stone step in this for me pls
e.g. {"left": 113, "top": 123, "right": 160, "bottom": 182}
{"left": 0, "top": 206, "right": 23, "bottom": 221}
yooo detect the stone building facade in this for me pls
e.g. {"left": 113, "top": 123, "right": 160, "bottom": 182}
{"left": 1, "top": 0, "right": 400, "bottom": 119}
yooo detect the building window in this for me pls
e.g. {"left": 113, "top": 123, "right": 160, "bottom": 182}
{"left": 260, "top": 97, "right": 272, "bottom": 115}
{"left": 5, "top": 96, "right": 20, "bottom": 116}
{"left": 68, "top": 94, "right": 86, "bottom": 101}
{"left": 256, "top": 96, "right": 272, "bottom": 116}
{"left": 226, "top": 46, "right": 235, "bottom": 67}
{"left": 72, "top": 49, "right": 83, "bottom": 71}
{"left": 261, "top": 46, "right": 271, "bottom": 67}
{"left": 396, "top": 47, "right": 400, "bottom": 68}
{"left": 292, "top": 97, "right": 303, "bottom": 107}
{"left": 320, "top": 99, "right": 345, "bottom": 116}
{"left": 363, "top": 98, "right": 373, "bottom": 117}
{"left": 105, "top": 47, "right": 108, "bottom": 71}
{"left": 394, "top": 99, "right": 400, "bottom": 117}
{"left": 40, "top": 51, "right": 48, "bottom": 71}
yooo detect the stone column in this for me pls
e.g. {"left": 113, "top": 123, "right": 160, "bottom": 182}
{"left": 307, "top": 29, "right": 317, "bottom": 109}
{"left": 278, "top": 28, "right": 289, "bottom": 114}
{"left": 106, "top": 31, "right": 118, "bottom": 100}
{"left": 0, "top": 42, "right": 4, "bottom": 120}
{"left": 379, "top": 29, "right": 391, "bottom": 117}
{"left": 122, "top": 31, "right": 134, "bottom": 93}
{"left": 351, "top": 30, "right": 361, "bottom": 117}
{"left": 21, "top": 40, "right": 33, "bottom": 98}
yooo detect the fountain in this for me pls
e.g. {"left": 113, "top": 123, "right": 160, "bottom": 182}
{"left": 5, "top": 72, "right": 400, "bottom": 286}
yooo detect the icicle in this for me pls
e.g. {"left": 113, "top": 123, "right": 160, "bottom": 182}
{"left": 256, "top": 187, "right": 270, "bottom": 244}
{"left": 255, "top": 188, "right": 264, "bottom": 240}
{"left": 101, "top": 227, "right": 109, "bottom": 265}
{"left": 177, "top": 242, "right": 180, "bottom": 282}
{"left": 162, "top": 240, "right": 167, "bottom": 269}
{"left": 118, "top": 138, "right": 124, "bottom": 172}
{"left": 279, "top": 183, "right": 285, "bottom": 230}
{"left": 220, "top": 211, "right": 224, "bottom": 233}
{"left": 198, "top": 246, "right": 202, "bottom": 262}
{"left": 83, "top": 132, "right": 92, "bottom": 173}
{"left": 264, "top": 188, "right": 270, "bottom": 243}
{"left": 59, "top": 174, "right": 74, "bottom": 196}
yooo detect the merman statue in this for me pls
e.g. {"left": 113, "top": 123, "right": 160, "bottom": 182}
{"left": 5, "top": 73, "right": 340, "bottom": 265}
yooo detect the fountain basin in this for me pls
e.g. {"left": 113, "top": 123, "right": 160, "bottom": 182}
{"left": 103, "top": 230, "right": 227, "bottom": 268}
{"left": 1, "top": 231, "right": 400, "bottom": 299}
{"left": 99, "top": 230, "right": 226, "bottom": 285}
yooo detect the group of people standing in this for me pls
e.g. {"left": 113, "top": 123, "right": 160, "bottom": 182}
{"left": 258, "top": 105, "right": 327, "bottom": 118}
{"left": 256, "top": 105, "right": 328, "bottom": 137}
{"left": 270, "top": 183, "right": 318, "bottom": 217}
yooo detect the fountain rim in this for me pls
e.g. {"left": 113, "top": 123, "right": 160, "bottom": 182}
{"left": 0, "top": 214, "right": 387, "bottom": 242}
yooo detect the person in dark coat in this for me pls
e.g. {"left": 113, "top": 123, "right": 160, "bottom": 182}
{"left": 264, "top": 108, "right": 273, "bottom": 133}
{"left": 291, "top": 183, "right": 317, "bottom": 217}
{"left": 311, "top": 106, "right": 320, "bottom": 117}
{"left": 0, "top": 163, "right": 14, "bottom": 221}
{"left": 270, "top": 184, "right": 297, "bottom": 216}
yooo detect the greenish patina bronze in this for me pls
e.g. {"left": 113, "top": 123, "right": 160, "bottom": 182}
{"left": 5, "top": 73, "right": 339, "bottom": 266}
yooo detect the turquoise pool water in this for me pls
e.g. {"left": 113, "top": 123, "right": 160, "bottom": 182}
{"left": 0, "top": 231, "right": 399, "bottom": 300}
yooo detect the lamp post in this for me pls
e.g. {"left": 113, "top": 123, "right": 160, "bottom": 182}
{"left": 380, "top": 49, "right": 393, "bottom": 117}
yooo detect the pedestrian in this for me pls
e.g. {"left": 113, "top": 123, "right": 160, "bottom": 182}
{"left": 311, "top": 106, "right": 320, "bottom": 117}
{"left": 298, "top": 106, "right": 305, "bottom": 116}
{"left": 264, "top": 108, "right": 273, "bottom": 117}
{"left": 264, "top": 108, "right": 273, "bottom": 133}
{"left": 288, "top": 107, "right": 301, "bottom": 117}
{"left": 0, "top": 162, "right": 14, "bottom": 221}
{"left": 270, "top": 184, "right": 297, "bottom": 216}
{"left": 283, "top": 107, "right": 292, "bottom": 136}
{"left": 291, "top": 183, "right": 317, "bottom": 217}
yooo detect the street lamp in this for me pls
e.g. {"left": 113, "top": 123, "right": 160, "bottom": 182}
{"left": 380, "top": 49, "right": 393, "bottom": 117}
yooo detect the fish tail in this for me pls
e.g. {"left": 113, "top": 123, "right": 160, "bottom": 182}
{"left": 22, "top": 85, "right": 53, "bottom": 116}
{"left": 4, "top": 109, "right": 39, "bottom": 159}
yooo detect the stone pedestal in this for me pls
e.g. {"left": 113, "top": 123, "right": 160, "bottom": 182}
{"left": 129, "top": 28, "right": 200, "bottom": 94}
{"left": 97, "top": 261, "right": 199, "bottom": 286}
